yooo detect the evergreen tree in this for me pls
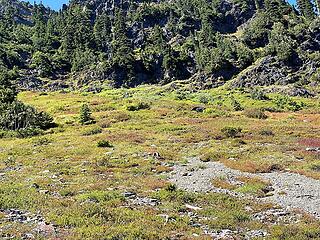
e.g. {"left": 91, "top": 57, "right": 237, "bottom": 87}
{"left": 32, "top": 4, "right": 48, "bottom": 51}
{"left": 297, "top": 0, "right": 316, "bottom": 19}
{"left": 94, "top": 12, "right": 111, "bottom": 52}
{"left": 79, "top": 104, "right": 94, "bottom": 125}
{"left": 111, "top": 8, "right": 135, "bottom": 86}
{"left": 316, "top": 0, "right": 320, "bottom": 14}
{"left": 0, "top": 69, "right": 17, "bottom": 105}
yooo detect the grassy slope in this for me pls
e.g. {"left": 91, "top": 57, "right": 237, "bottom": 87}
{"left": 0, "top": 85, "right": 320, "bottom": 239}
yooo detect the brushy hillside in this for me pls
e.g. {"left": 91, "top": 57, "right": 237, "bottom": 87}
{"left": 1, "top": 85, "right": 320, "bottom": 239}
{"left": 0, "top": 0, "right": 319, "bottom": 92}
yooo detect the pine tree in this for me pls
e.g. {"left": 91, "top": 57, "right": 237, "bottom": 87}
{"left": 111, "top": 8, "right": 135, "bottom": 85}
{"left": 315, "top": 0, "right": 320, "bottom": 14}
{"left": 94, "top": 12, "right": 111, "bottom": 52}
{"left": 79, "top": 104, "right": 94, "bottom": 125}
{"left": 297, "top": 0, "right": 316, "bottom": 19}
{"left": 32, "top": 4, "right": 47, "bottom": 51}
{"left": 0, "top": 69, "right": 17, "bottom": 105}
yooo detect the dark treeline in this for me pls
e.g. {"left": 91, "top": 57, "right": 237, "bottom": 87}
{"left": 0, "top": 0, "right": 319, "bottom": 89}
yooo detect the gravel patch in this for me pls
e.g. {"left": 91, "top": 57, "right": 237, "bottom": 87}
{"left": 169, "top": 157, "right": 320, "bottom": 218}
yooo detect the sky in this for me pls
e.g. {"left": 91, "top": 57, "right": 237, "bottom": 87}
{"left": 31, "top": 0, "right": 69, "bottom": 10}
{"left": 31, "top": 0, "right": 296, "bottom": 11}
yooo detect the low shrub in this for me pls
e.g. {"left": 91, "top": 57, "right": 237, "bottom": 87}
{"left": 97, "top": 140, "right": 113, "bottom": 148}
{"left": 250, "top": 88, "right": 269, "bottom": 100}
{"left": 200, "top": 150, "right": 222, "bottom": 162}
{"left": 273, "top": 95, "right": 305, "bottom": 112}
{"left": 126, "top": 102, "right": 150, "bottom": 111}
{"left": 244, "top": 108, "right": 268, "bottom": 119}
{"left": 82, "top": 126, "right": 102, "bottom": 136}
{"left": 230, "top": 97, "right": 244, "bottom": 111}
{"left": 32, "top": 137, "right": 52, "bottom": 146}
{"left": 221, "top": 127, "right": 242, "bottom": 138}
{"left": 259, "top": 129, "right": 274, "bottom": 136}
{"left": 165, "top": 184, "right": 177, "bottom": 192}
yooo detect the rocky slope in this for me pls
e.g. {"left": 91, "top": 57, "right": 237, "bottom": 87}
{"left": 0, "top": 0, "right": 319, "bottom": 92}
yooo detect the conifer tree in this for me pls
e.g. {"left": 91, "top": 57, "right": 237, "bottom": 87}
{"left": 0, "top": 70, "right": 17, "bottom": 105}
{"left": 79, "top": 104, "right": 94, "bottom": 125}
{"left": 297, "top": 0, "right": 316, "bottom": 19}
{"left": 111, "top": 8, "right": 135, "bottom": 85}
{"left": 94, "top": 12, "right": 111, "bottom": 52}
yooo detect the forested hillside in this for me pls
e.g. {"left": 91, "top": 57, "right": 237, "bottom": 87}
{"left": 0, "top": 0, "right": 319, "bottom": 92}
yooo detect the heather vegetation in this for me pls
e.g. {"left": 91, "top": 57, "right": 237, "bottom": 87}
{"left": 0, "top": 86, "right": 320, "bottom": 238}
{"left": 0, "top": 0, "right": 320, "bottom": 239}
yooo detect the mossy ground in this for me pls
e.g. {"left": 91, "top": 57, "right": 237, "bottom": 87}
{"left": 1, "top": 85, "right": 320, "bottom": 239}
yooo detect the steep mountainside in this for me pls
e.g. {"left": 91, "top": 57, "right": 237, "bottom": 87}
{"left": 0, "top": 0, "right": 319, "bottom": 94}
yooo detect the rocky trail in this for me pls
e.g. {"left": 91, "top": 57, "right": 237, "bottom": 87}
{"left": 169, "top": 157, "right": 320, "bottom": 219}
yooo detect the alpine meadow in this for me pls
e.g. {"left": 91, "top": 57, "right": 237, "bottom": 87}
{"left": 0, "top": 0, "right": 320, "bottom": 239}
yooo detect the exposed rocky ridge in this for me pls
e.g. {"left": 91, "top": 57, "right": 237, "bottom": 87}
{"left": 0, "top": 0, "right": 50, "bottom": 25}
{"left": 232, "top": 25, "right": 320, "bottom": 90}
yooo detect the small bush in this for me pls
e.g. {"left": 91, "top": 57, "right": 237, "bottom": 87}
{"left": 16, "top": 128, "right": 44, "bottom": 138}
{"left": 244, "top": 108, "right": 268, "bottom": 119}
{"left": 273, "top": 95, "right": 305, "bottom": 112}
{"left": 230, "top": 97, "right": 243, "bottom": 111}
{"left": 200, "top": 150, "right": 222, "bottom": 162}
{"left": 165, "top": 184, "right": 177, "bottom": 192}
{"left": 97, "top": 140, "right": 113, "bottom": 148}
{"left": 221, "top": 127, "right": 242, "bottom": 138}
{"left": 82, "top": 126, "right": 102, "bottom": 136}
{"left": 198, "top": 94, "right": 211, "bottom": 104}
{"left": 126, "top": 102, "right": 150, "bottom": 111}
{"left": 259, "top": 129, "right": 274, "bottom": 136}
{"left": 32, "top": 137, "right": 52, "bottom": 146}
{"left": 175, "top": 91, "right": 190, "bottom": 100}
{"left": 250, "top": 89, "right": 269, "bottom": 100}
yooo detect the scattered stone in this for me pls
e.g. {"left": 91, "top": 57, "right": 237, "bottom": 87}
{"left": 245, "top": 229, "right": 268, "bottom": 239}
{"left": 306, "top": 147, "right": 320, "bottom": 152}
{"left": 169, "top": 157, "right": 320, "bottom": 218}
{"left": 31, "top": 183, "right": 40, "bottom": 189}
{"left": 129, "top": 197, "right": 160, "bottom": 207}
{"left": 192, "top": 106, "right": 205, "bottom": 113}
{"left": 39, "top": 190, "right": 49, "bottom": 194}
{"left": 185, "top": 204, "right": 202, "bottom": 211}
{"left": 123, "top": 191, "right": 136, "bottom": 198}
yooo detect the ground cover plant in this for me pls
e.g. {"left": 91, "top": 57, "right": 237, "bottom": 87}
{"left": 0, "top": 85, "right": 320, "bottom": 239}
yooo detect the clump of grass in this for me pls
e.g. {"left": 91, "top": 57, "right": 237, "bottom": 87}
{"left": 97, "top": 140, "right": 113, "bottom": 148}
{"left": 32, "top": 137, "right": 52, "bottom": 146}
{"left": 244, "top": 108, "right": 268, "bottom": 119}
{"left": 212, "top": 178, "right": 235, "bottom": 190}
{"left": 200, "top": 150, "right": 222, "bottom": 162}
{"left": 76, "top": 190, "right": 124, "bottom": 203}
{"left": 221, "top": 127, "right": 242, "bottom": 138}
{"left": 259, "top": 129, "right": 275, "bottom": 136}
{"left": 98, "top": 120, "right": 111, "bottom": 128}
{"left": 310, "top": 164, "right": 320, "bottom": 172}
{"left": 235, "top": 176, "right": 271, "bottom": 197}
{"left": 82, "top": 126, "right": 102, "bottom": 136}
